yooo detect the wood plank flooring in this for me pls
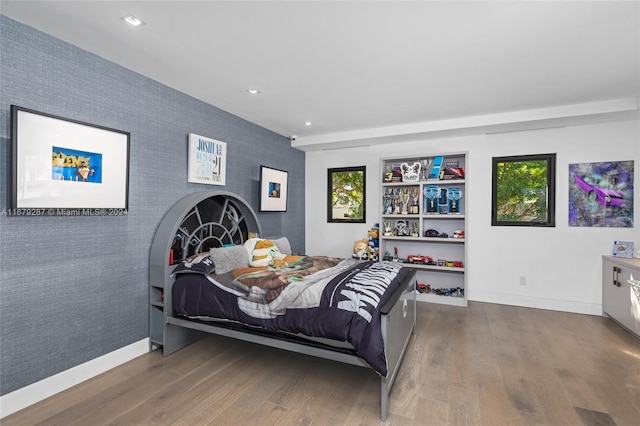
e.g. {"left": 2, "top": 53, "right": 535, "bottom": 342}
{"left": 4, "top": 301, "right": 640, "bottom": 425}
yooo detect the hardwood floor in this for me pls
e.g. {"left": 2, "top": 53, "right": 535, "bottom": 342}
{"left": 4, "top": 301, "right": 640, "bottom": 425}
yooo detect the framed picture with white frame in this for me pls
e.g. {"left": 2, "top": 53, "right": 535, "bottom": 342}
{"left": 11, "top": 105, "right": 130, "bottom": 214}
{"left": 260, "top": 166, "right": 288, "bottom": 212}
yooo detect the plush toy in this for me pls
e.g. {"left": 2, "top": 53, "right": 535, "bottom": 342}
{"left": 368, "top": 225, "right": 379, "bottom": 241}
{"left": 353, "top": 238, "right": 368, "bottom": 260}
{"left": 352, "top": 225, "right": 381, "bottom": 261}
{"left": 245, "top": 238, "right": 287, "bottom": 268}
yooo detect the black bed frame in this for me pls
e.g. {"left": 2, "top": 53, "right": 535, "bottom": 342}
{"left": 149, "top": 191, "right": 416, "bottom": 420}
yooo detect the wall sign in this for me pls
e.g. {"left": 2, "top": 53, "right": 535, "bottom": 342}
{"left": 188, "top": 133, "right": 227, "bottom": 186}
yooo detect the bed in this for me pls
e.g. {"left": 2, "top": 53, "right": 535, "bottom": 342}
{"left": 149, "top": 191, "right": 416, "bottom": 420}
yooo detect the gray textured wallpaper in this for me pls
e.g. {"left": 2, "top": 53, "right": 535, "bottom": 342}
{"left": 0, "top": 15, "right": 304, "bottom": 395}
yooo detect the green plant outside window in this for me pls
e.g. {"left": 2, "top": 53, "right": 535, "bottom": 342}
{"left": 492, "top": 154, "right": 556, "bottom": 227}
{"left": 327, "top": 166, "right": 366, "bottom": 223}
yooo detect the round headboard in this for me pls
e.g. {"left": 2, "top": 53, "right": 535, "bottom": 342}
{"left": 150, "top": 191, "right": 262, "bottom": 269}
{"left": 149, "top": 191, "right": 261, "bottom": 349}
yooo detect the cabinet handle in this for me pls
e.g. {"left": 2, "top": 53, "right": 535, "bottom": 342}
{"left": 613, "top": 266, "right": 621, "bottom": 287}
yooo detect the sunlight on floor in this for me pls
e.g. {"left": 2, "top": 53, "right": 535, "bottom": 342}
{"left": 629, "top": 272, "right": 640, "bottom": 323}
{"left": 621, "top": 349, "right": 640, "bottom": 361}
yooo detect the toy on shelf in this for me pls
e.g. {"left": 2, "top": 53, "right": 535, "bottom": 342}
{"left": 425, "top": 229, "right": 448, "bottom": 238}
{"left": 352, "top": 224, "right": 380, "bottom": 261}
{"left": 407, "top": 255, "right": 433, "bottom": 264}
{"left": 452, "top": 229, "right": 465, "bottom": 239}
{"left": 415, "top": 282, "right": 465, "bottom": 297}
{"left": 416, "top": 282, "right": 431, "bottom": 293}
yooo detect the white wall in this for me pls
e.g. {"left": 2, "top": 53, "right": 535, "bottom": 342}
{"left": 305, "top": 119, "right": 640, "bottom": 315}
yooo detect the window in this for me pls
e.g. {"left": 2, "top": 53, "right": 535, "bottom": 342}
{"left": 491, "top": 154, "right": 556, "bottom": 227}
{"left": 327, "top": 166, "right": 366, "bottom": 223}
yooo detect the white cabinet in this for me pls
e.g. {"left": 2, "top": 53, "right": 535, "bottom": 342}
{"left": 379, "top": 152, "right": 467, "bottom": 307}
{"left": 602, "top": 256, "right": 640, "bottom": 338}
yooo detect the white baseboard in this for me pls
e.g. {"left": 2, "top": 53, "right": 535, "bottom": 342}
{"left": 469, "top": 291, "right": 602, "bottom": 316}
{"left": 0, "top": 338, "right": 149, "bottom": 419}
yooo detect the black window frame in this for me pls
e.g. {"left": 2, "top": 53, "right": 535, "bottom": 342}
{"left": 491, "top": 153, "right": 556, "bottom": 227}
{"left": 327, "top": 166, "right": 366, "bottom": 223}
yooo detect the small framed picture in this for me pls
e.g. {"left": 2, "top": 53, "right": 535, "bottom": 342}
{"left": 612, "top": 241, "right": 634, "bottom": 258}
{"left": 260, "top": 166, "right": 288, "bottom": 212}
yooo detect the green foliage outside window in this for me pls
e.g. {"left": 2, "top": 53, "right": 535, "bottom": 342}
{"left": 492, "top": 154, "right": 556, "bottom": 227}
{"left": 327, "top": 166, "right": 366, "bottom": 223}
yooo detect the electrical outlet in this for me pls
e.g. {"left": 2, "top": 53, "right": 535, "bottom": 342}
{"left": 519, "top": 276, "right": 526, "bottom": 286}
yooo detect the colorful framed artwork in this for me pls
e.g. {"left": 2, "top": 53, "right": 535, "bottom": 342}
{"left": 260, "top": 166, "right": 288, "bottom": 212}
{"left": 569, "top": 161, "right": 634, "bottom": 227}
{"left": 11, "top": 105, "right": 130, "bottom": 214}
{"left": 188, "top": 133, "right": 227, "bottom": 186}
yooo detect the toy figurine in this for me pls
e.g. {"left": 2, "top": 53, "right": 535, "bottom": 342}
{"left": 368, "top": 225, "right": 380, "bottom": 260}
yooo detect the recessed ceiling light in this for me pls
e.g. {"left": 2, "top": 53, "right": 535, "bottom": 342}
{"left": 247, "top": 88, "right": 261, "bottom": 95}
{"left": 304, "top": 121, "right": 312, "bottom": 126}
{"left": 122, "top": 14, "right": 146, "bottom": 27}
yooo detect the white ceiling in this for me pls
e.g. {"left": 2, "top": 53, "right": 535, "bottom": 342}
{"left": 2, "top": 1, "right": 639, "bottom": 150}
